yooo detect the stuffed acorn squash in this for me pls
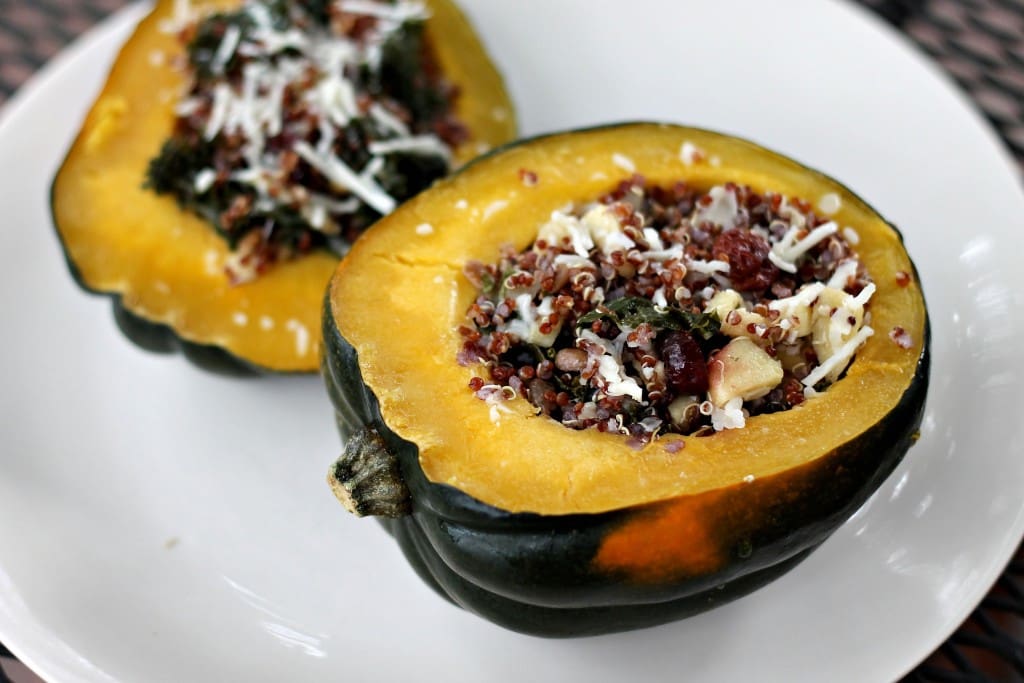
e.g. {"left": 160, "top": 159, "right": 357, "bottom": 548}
{"left": 52, "top": 0, "right": 515, "bottom": 373}
{"left": 322, "top": 123, "right": 929, "bottom": 636}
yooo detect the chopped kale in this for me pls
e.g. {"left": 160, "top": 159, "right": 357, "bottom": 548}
{"left": 576, "top": 297, "right": 721, "bottom": 339}
{"left": 378, "top": 152, "right": 449, "bottom": 199}
{"left": 186, "top": 12, "right": 254, "bottom": 81}
{"left": 376, "top": 22, "right": 447, "bottom": 125}
{"left": 145, "top": 139, "right": 334, "bottom": 253}
{"left": 678, "top": 310, "right": 722, "bottom": 341}
{"left": 145, "top": 138, "right": 215, "bottom": 204}
{"left": 146, "top": 0, "right": 461, "bottom": 281}
{"left": 291, "top": 0, "right": 333, "bottom": 26}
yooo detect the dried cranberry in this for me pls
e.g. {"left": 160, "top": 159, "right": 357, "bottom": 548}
{"left": 712, "top": 229, "right": 777, "bottom": 291}
{"left": 660, "top": 331, "right": 709, "bottom": 395}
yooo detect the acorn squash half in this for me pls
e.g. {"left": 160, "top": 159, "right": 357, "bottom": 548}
{"left": 322, "top": 123, "right": 930, "bottom": 636}
{"left": 51, "top": 0, "right": 516, "bottom": 374}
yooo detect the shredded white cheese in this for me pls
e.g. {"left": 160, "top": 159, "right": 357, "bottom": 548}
{"left": 369, "top": 135, "right": 452, "bottom": 160}
{"left": 368, "top": 103, "right": 410, "bottom": 136}
{"left": 169, "top": 0, "right": 455, "bottom": 261}
{"left": 504, "top": 295, "right": 562, "bottom": 347}
{"left": 643, "top": 245, "right": 685, "bottom": 262}
{"left": 768, "top": 249, "right": 797, "bottom": 274}
{"left": 852, "top": 282, "right": 876, "bottom": 308}
{"left": 204, "top": 83, "right": 232, "bottom": 141}
{"left": 483, "top": 200, "right": 509, "bottom": 221}
{"left": 294, "top": 141, "right": 396, "bottom": 214}
{"left": 285, "top": 319, "right": 311, "bottom": 357}
{"left": 465, "top": 178, "right": 879, "bottom": 443}
{"left": 211, "top": 23, "right": 242, "bottom": 75}
{"left": 680, "top": 141, "right": 703, "bottom": 165}
{"left": 597, "top": 356, "right": 644, "bottom": 401}
{"left": 536, "top": 205, "right": 642, "bottom": 258}
{"left": 770, "top": 221, "right": 839, "bottom": 273}
{"left": 584, "top": 205, "right": 633, "bottom": 254}
{"left": 696, "top": 185, "right": 740, "bottom": 230}
{"left": 686, "top": 257, "right": 731, "bottom": 276}
{"left": 338, "top": 0, "right": 429, "bottom": 23}
{"left": 828, "top": 259, "right": 859, "bottom": 289}
{"left": 710, "top": 397, "right": 746, "bottom": 431}
{"left": 817, "top": 192, "right": 841, "bottom": 215}
{"left": 193, "top": 168, "right": 217, "bottom": 193}
{"left": 612, "top": 153, "right": 636, "bottom": 173}
{"left": 652, "top": 286, "right": 669, "bottom": 309}
{"left": 642, "top": 227, "right": 664, "bottom": 250}
{"left": 158, "top": 0, "right": 196, "bottom": 33}
{"left": 770, "top": 282, "right": 825, "bottom": 318}
{"left": 802, "top": 325, "right": 874, "bottom": 388}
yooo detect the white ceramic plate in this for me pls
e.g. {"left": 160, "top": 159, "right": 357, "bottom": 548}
{"left": 2, "top": 1, "right": 1023, "bottom": 681}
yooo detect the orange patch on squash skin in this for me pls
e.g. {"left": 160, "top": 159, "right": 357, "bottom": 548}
{"left": 594, "top": 491, "right": 728, "bottom": 582}
{"left": 592, "top": 449, "right": 867, "bottom": 584}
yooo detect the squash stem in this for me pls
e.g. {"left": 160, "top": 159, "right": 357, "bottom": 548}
{"left": 328, "top": 426, "right": 411, "bottom": 518}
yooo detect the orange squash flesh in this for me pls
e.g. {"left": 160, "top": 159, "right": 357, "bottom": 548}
{"left": 330, "top": 123, "right": 927, "bottom": 515}
{"left": 322, "top": 123, "right": 929, "bottom": 634}
{"left": 52, "top": 0, "right": 516, "bottom": 372}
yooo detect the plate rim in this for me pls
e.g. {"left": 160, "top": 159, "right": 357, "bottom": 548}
{"left": 1, "top": 1, "right": 1023, "bottom": 681}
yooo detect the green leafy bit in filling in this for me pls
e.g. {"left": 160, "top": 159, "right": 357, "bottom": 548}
{"left": 459, "top": 176, "right": 876, "bottom": 445}
{"left": 576, "top": 297, "right": 721, "bottom": 340}
{"left": 147, "top": 0, "right": 465, "bottom": 283}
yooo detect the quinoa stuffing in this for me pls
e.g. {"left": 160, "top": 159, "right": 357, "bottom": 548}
{"left": 458, "top": 176, "right": 877, "bottom": 445}
{"left": 146, "top": 0, "right": 465, "bottom": 283}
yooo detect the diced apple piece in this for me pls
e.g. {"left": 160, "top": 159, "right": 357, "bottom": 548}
{"left": 703, "top": 290, "right": 773, "bottom": 344}
{"left": 775, "top": 342, "right": 806, "bottom": 372}
{"left": 667, "top": 394, "right": 701, "bottom": 431}
{"left": 704, "top": 289, "right": 743, "bottom": 319}
{"left": 720, "top": 308, "right": 770, "bottom": 341}
{"left": 708, "top": 337, "right": 784, "bottom": 406}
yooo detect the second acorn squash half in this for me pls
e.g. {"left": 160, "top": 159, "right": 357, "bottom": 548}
{"left": 51, "top": 0, "right": 516, "bottom": 373}
{"left": 323, "top": 123, "right": 930, "bottom": 635}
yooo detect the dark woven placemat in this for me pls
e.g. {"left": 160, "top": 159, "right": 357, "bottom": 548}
{"left": 0, "top": 0, "right": 125, "bottom": 97}
{"left": 907, "top": 0, "right": 1024, "bottom": 172}
{"left": 0, "top": 1, "right": 1021, "bottom": 681}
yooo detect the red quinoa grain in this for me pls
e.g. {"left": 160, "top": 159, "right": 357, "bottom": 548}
{"left": 458, "top": 179, "right": 877, "bottom": 442}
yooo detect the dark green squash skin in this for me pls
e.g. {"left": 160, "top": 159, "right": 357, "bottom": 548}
{"left": 109, "top": 298, "right": 260, "bottom": 376}
{"left": 322, "top": 289, "right": 931, "bottom": 637}
{"left": 51, "top": 183, "right": 263, "bottom": 377}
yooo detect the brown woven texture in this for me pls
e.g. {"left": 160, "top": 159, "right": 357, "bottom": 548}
{"left": 0, "top": 0, "right": 126, "bottom": 97}
{"left": 905, "top": 0, "right": 1024, "bottom": 174}
{"left": 0, "top": 1, "right": 1022, "bottom": 681}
